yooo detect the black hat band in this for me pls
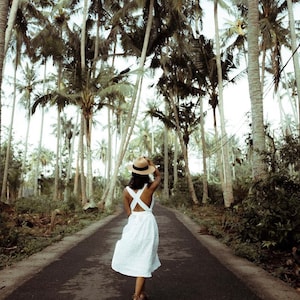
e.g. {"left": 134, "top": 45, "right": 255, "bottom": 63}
{"left": 133, "top": 165, "right": 149, "bottom": 171}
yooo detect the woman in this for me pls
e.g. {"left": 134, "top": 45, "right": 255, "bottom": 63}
{"left": 111, "top": 156, "right": 161, "bottom": 300}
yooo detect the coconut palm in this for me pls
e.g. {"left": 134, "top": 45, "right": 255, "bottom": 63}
{"left": 248, "top": 0, "right": 266, "bottom": 181}
{"left": 32, "top": 88, "right": 74, "bottom": 198}
{"left": 0, "top": 0, "right": 8, "bottom": 103}
{"left": 0, "top": 1, "right": 9, "bottom": 153}
{"left": 1, "top": 0, "right": 48, "bottom": 201}
{"left": 189, "top": 32, "right": 237, "bottom": 206}
{"left": 213, "top": 0, "right": 234, "bottom": 207}
{"left": 148, "top": 73, "right": 203, "bottom": 206}
{"left": 220, "top": 6, "right": 247, "bottom": 65}
{"left": 17, "top": 63, "right": 44, "bottom": 198}
{"left": 1, "top": 55, "right": 18, "bottom": 202}
{"left": 287, "top": 0, "right": 300, "bottom": 133}
{"left": 101, "top": 0, "right": 156, "bottom": 209}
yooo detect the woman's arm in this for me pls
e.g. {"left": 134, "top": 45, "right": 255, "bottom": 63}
{"left": 147, "top": 159, "right": 161, "bottom": 191}
{"left": 123, "top": 188, "right": 131, "bottom": 216}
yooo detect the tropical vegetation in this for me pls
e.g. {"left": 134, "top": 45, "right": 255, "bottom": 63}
{"left": 1, "top": 0, "right": 300, "bottom": 290}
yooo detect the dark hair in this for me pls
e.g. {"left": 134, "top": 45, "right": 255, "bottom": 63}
{"left": 128, "top": 173, "right": 152, "bottom": 190}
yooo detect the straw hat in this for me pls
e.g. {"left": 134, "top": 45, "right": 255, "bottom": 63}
{"left": 127, "top": 157, "right": 155, "bottom": 175}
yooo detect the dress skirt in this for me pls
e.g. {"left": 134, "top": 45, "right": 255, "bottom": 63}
{"left": 111, "top": 211, "right": 161, "bottom": 278}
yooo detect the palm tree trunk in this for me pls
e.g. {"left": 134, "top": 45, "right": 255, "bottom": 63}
{"left": 260, "top": 46, "right": 266, "bottom": 94}
{"left": 79, "top": 113, "right": 87, "bottom": 204}
{"left": 103, "top": 0, "right": 155, "bottom": 209}
{"left": 248, "top": 0, "right": 266, "bottom": 181}
{"left": 107, "top": 106, "right": 112, "bottom": 180}
{"left": 64, "top": 109, "right": 79, "bottom": 202}
{"left": 163, "top": 103, "right": 169, "bottom": 200}
{"left": 1, "top": 55, "right": 17, "bottom": 202}
{"left": 0, "top": 0, "right": 9, "bottom": 156}
{"left": 53, "top": 108, "right": 61, "bottom": 201}
{"left": 18, "top": 92, "right": 32, "bottom": 198}
{"left": 4, "top": 0, "right": 19, "bottom": 54}
{"left": 34, "top": 62, "right": 47, "bottom": 196}
{"left": 173, "top": 134, "right": 178, "bottom": 188}
{"left": 84, "top": 115, "right": 95, "bottom": 204}
{"left": 53, "top": 63, "right": 63, "bottom": 201}
{"left": 170, "top": 94, "right": 199, "bottom": 205}
{"left": 81, "top": 0, "right": 95, "bottom": 206}
{"left": 214, "top": 0, "right": 234, "bottom": 207}
{"left": 199, "top": 96, "right": 208, "bottom": 204}
{"left": 287, "top": 0, "right": 300, "bottom": 134}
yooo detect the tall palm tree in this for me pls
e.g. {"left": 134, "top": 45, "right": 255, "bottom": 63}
{"left": 17, "top": 63, "right": 43, "bottom": 198}
{"left": 32, "top": 89, "right": 73, "bottom": 198}
{"left": 147, "top": 91, "right": 202, "bottom": 206}
{"left": 1, "top": 52, "right": 18, "bottom": 202}
{"left": 1, "top": 0, "right": 45, "bottom": 201}
{"left": 102, "top": 0, "right": 156, "bottom": 209}
{"left": 4, "top": 0, "right": 19, "bottom": 54}
{"left": 0, "top": 0, "right": 8, "bottom": 94}
{"left": 213, "top": 0, "right": 234, "bottom": 207}
{"left": 0, "top": 1, "right": 8, "bottom": 157}
{"left": 287, "top": 0, "right": 300, "bottom": 133}
{"left": 248, "top": 0, "right": 266, "bottom": 181}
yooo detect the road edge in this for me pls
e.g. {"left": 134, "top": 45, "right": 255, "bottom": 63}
{"left": 0, "top": 210, "right": 123, "bottom": 300}
{"left": 170, "top": 207, "right": 300, "bottom": 300}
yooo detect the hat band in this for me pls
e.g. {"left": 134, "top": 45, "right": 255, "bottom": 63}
{"left": 133, "top": 165, "right": 148, "bottom": 171}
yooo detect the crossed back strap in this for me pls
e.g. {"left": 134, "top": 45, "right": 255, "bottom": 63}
{"left": 126, "top": 184, "right": 153, "bottom": 212}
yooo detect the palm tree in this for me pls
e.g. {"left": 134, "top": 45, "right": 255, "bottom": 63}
{"left": 32, "top": 89, "right": 73, "bottom": 199}
{"left": 287, "top": 0, "right": 300, "bottom": 134}
{"left": 248, "top": 0, "right": 266, "bottom": 181}
{"left": 17, "top": 63, "right": 43, "bottom": 198}
{"left": 148, "top": 90, "right": 202, "bottom": 206}
{"left": 213, "top": 0, "right": 234, "bottom": 207}
{"left": 102, "top": 0, "right": 156, "bottom": 209}
{"left": 4, "top": 0, "right": 19, "bottom": 54}
{"left": 1, "top": 0, "right": 45, "bottom": 201}
{"left": 0, "top": 0, "right": 8, "bottom": 100}
{"left": 1, "top": 54, "right": 18, "bottom": 202}
{"left": 0, "top": 2, "right": 9, "bottom": 154}
{"left": 220, "top": 5, "right": 247, "bottom": 66}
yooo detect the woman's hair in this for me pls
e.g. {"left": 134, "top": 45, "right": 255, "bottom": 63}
{"left": 128, "top": 173, "right": 152, "bottom": 190}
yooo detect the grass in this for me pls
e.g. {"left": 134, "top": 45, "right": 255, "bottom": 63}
{"left": 173, "top": 203, "right": 300, "bottom": 291}
{"left": 0, "top": 198, "right": 107, "bottom": 269}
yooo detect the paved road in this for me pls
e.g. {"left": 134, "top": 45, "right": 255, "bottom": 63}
{"left": 1, "top": 204, "right": 299, "bottom": 300}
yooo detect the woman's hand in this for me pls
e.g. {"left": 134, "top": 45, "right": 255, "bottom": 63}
{"left": 144, "top": 157, "right": 154, "bottom": 167}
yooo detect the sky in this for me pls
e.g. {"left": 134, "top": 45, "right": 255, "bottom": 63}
{"left": 1, "top": 2, "right": 300, "bottom": 173}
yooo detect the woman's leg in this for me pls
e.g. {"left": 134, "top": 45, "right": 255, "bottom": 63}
{"left": 134, "top": 277, "right": 145, "bottom": 298}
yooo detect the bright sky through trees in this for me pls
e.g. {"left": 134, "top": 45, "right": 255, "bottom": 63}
{"left": 1, "top": 2, "right": 300, "bottom": 166}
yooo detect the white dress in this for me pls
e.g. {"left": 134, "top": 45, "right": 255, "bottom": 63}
{"left": 111, "top": 184, "right": 161, "bottom": 278}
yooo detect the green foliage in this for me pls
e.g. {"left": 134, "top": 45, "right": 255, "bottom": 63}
{"left": 235, "top": 134, "right": 300, "bottom": 250}
{"left": 238, "top": 174, "right": 300, "bottom": 249}
{"left": 232, "top": 242, "right": 262, "bottom": 262}
{"left": 0, "top": 142, "right": 23, "bottom": 200}
{"left": 207, "top": 182, "right": 224, "bottom": 205}
{"left": 169, "top": 177, "right": 193, "bottom": 207}
{"left": 0, "top": 195, "right": 107, "bottom": 269}
{"left": 167, "top": 176, "right": 224, "bottom": 207}
{"left": 0, "top": 217, "right": 19, "bottom": 248}
{"left": 15, "top": 196, "right": 58, "bottom": 214}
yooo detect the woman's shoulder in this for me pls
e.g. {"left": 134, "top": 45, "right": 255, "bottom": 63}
{"left": 123, "top": 186, "right": 130, "bottom": 194}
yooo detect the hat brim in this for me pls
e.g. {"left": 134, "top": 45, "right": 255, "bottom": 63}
{"left": 127, "top": 164, "right": 155, "bottom": 175}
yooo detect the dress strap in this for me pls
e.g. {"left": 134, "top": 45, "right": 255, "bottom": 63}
{"left": 126, "top": 184, "right": 151, "bottom": 211}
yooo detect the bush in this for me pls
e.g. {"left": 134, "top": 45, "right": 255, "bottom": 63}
{"left": 169, "top": 177, "right": 192, "bottom": 207}
{"left": 15, "top": 197, "right": 58, "bottom": 214}
{"left": 238, "top": 174, "right": 300, "bottom": 250}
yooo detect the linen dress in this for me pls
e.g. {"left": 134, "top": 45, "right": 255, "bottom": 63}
{"left": 111, "top": 184, "right": 161, "bottom": 278}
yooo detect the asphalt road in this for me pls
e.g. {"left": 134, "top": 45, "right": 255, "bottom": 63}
{"left": 1, "top": 204, "right": 299, "bottom": 300}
